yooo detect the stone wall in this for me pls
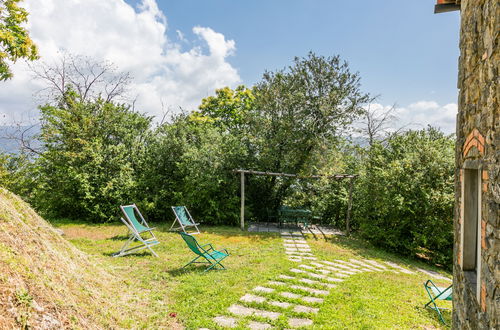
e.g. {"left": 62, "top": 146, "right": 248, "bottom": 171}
{"left": 453, "top": 0, "right": 499, "bottom": 328}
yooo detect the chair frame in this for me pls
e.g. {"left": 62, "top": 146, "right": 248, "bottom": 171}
{"left": 170, "top": 206, "right": 200, "bottom": 234}
{"left": 113, "top": 204, "right": 159, "bottom": 257}
{"left": 179, "top": 232, "right": 229, "bottom": 272}
{"left": 424, "top": 279, "right": 452, "bottom": 324}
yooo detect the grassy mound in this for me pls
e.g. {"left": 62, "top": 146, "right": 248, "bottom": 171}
{"left": 0, "top": 188, "right": 120, "bottom": 328}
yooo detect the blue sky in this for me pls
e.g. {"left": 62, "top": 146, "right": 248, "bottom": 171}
{"left": 1, "top": 0, "right": 461, "bottom": 133}
{"left": 144, "top": 0, "right": 461, "bottom": 106}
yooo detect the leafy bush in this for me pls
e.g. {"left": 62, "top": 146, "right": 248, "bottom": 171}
{"left": 354, "top": 128, "right": 455, "bottom": 267}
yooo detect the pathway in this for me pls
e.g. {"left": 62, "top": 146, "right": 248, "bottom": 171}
{"left": 208, "top": 231, "right": 427, "bottom": 329}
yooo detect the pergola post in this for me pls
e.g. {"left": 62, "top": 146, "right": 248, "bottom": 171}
{"left": 346, "top": 176, "right": 354, "bottom": 236}
{"left": 240, "top": 171, "right": 245, "bottom": 231}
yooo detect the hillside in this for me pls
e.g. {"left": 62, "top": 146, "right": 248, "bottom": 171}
{"left": 0, "top": 188, "right": 120, "bottom": 329}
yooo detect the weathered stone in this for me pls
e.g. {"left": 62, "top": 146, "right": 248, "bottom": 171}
{"left": 384, "top": 261, "right": 415, "bottom": 274}
{"left": 334, "top": 259, "right": 361, "bottom": 268}
{"left": 278, "top": 274, "right": 295, "bottom": 280}
{"left": 288, "top": 318, "right": 313, "bottom": 327}
{"left": 363, "top": 259, "right": 388, "bottom": 270}
{"left": 240, "top": 294, "right": 266, "bottom": 303}
{"left": 214, "top": 316, "right": 238, "bottom": 327}
{"left": 300, "top": 296, "right": 324, "bottom": 304}
{"left": 228, "top": 305, "right": 280, "bottom": 320}
{"left": 448, "top": 2, "right": 499, "bottom": 328}
{"left": 253, "top": 286, "right": 275, "bottom": 293}
{"left": 299, "top": 278, "right": 337, "bottom": 289}
{"left": 290, "top": 285, "right": 329, "bottom": 295}
{"left": 248, "top": 321, "right": 272, "bottom": 329}
{"left": 298, "top": 264, "right": 315, "bottom": 270}
{"left": 303, "top": 256, "right": 317, "bottom": 260}
{"left": 268, "top": 280, "right": 287, "bottom": 286}
{"left": 293, "top": 305, "right": 319, "bottom": 314}
{"left": 280, "top": 291, "right": 302, "bottom": 299}
{"left": 416, "top": 268, "right": 451, "bottom": 282}
{"left": 269, "top": 301, "right": 292, "bottom": 308}
{"left": 348, "top": 259, "right": 380, "bottom": 271}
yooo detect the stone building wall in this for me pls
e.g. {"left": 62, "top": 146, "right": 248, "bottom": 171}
{"left": 453, "top": 0, "right": 499, "bottom": 328}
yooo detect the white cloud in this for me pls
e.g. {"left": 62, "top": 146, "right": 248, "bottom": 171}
{"left": 352, "top": 101, "right": 457, "bottom": 138}
{"left": 0, "top": 0, "right": 240, "bottom": 124}
{"left": 396, "top": 101, "right": 457, "bottom": 134}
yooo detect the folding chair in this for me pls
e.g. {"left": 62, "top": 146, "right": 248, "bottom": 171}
{"left": 424, "top": 279, "right": 453, "bottom": 324}
{"left": 113, "top": 204, "right": 159, "bottom": 257}
{"left": 179, "top": 232, "right": 229, "bottom": 272}
{"left": 170, "top": 206, "right": 200, "bottom": 234}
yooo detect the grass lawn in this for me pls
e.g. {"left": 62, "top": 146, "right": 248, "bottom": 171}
{"left": 52, "top": 220, "right": 452, "bottom": 329}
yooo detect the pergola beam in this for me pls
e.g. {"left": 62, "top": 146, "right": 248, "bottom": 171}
{"left": 234, "top": 169, "right": 358, "bottom": 232}
{"left": 233, "top": 169, "right": 357, "bottom": 179}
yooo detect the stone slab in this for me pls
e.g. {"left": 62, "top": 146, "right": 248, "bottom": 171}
{"left": 288, "top": 318, "right": 313, "bottom": 327}
{"left": 384, "top": 261, "right": 415, "bottom": 274}
{"left": 253, "top": 286, "right": 275, "bottom": 293}
{"left": 363, "top": 259, "right": 388, "bottom": 270}
{"left": 293, "top": 305, "right": 319, "bottom": 314}
{"left": 280, "top": 291, "right": 302, "bottom": 299}
{"left": 240, "top": 294, "right": 266, "bottom": 303}
{"left": 268, "top": 281, "right": 287, "bottom": 286}
{"left": 298, "top": 264, "right": 315, "bottom": 270}
{"left": 299, "top": 278, "right": 336, "bottom": 289}
{"left": 214, "top": 316, "right": 238, "bottom": 328}
{"left": 301, "top": 296, "right": 324, "bottom": 304}
{"left": 278, "top": 274, "right": 295, "bottom": 280}
{"left": 228, "top": 305, "right": 281, "bottom": 320}
{"left": 269, "top": 301, "right": 292, "bottom": 308}
{"left": 248, "top": 321, "right": 272, "bottom": 329}
{"left": 290, "top": 285, "right": 329, "bottom": 295}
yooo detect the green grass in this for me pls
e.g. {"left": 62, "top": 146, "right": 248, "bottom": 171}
{"left": 52, "top": 220, "right": 452, "bottom": 329}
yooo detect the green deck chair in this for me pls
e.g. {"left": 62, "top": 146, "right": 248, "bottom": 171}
{"left": 424, "top": 279, "right": 453, "bottom": 324}
{"left": 113, "top": 204, "right": 159, "bottom": 257}
{"left": 179, "top": 232, "right": 229, "bottom": 272}
{"left": 170, "top": 206, "right": 200, "bottom": 234}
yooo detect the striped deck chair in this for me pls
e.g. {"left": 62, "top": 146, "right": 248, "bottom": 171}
{"left": 113, "top": 204, "right": 159, "bottom": 257}
{"left": 170, "top": 206, "right": 200, "bottom": 234}
{"left": 179, "top": 232, "right": 229, "bottom": 272}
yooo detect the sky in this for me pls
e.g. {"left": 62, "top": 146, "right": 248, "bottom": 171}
{"left": 0, "top": 0, "right": 461, "bottom": 133}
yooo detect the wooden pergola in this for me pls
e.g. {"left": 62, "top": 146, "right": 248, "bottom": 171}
{"left": 233, "top": 169, "right": 358, "bottom": 235}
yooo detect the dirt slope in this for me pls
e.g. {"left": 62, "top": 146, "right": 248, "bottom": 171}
{"left": 0, "top": 188, "right": 119, "bottom": 329}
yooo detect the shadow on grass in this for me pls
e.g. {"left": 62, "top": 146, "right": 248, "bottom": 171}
{"left": 317, "top": 234, "right": 452, "bottom": 274}
{"left": 167, "top": 264, "right": 225, "bottom": 277}
{"left": 109, "top": 234, "right": 130, "bottom": 241}
{"left": 102, "top": 251, "right": 154, "bottom": 258}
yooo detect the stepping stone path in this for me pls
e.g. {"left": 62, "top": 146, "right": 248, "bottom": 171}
{"left": 210, "top": 231, "right": 447, "bottom": 329}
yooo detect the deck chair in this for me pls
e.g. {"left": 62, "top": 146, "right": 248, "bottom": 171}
{"left": 424, "top": 279, "right": 453, "bottom": 324}
{"left": 170, "top": 206, "right": 200, "bottom": 234}
{"left": 113, "top": 204, "right": 159, "bottom": 257}
{"left": 179, "top": 232, "right": 229, "bottom": 272}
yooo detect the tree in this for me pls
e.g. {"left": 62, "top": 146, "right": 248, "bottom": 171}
{"left": 33, "top": 90, "right": 152, "bottom": 222}
{"left": 199, "top": 85, "right": 255, "bottom": 130}
{"left": 0, "top": 0, "right": 38, "bottom": 81}
{"left": 247, "top": 52, "right": 369, "bottom": 214}
{"left": 31, "top": 52, "right": 131, "bottom": 105}
{"left": 354, "top": 127, "right": 455, "bottom": 267}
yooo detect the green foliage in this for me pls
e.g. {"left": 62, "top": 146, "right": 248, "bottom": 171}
{"left": 0, "top": 0, "right": 38, "bottom": 80}
{"left": 245, "top": 52, "right": 369, "bottom": 216}
{"left": 354, "top": 127, "right": 455, "bottom": 267}
{"left": 199, "top": 85, "right": 255, "bottom": 129}
{"left": 2, "top": 51, "right": 455, "bottom": 268}
{"left": 31, "top": 91, "right": 152, "bottom": 222}
{"left": 138, "top": 115, "right": 246, "bottom": 225}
